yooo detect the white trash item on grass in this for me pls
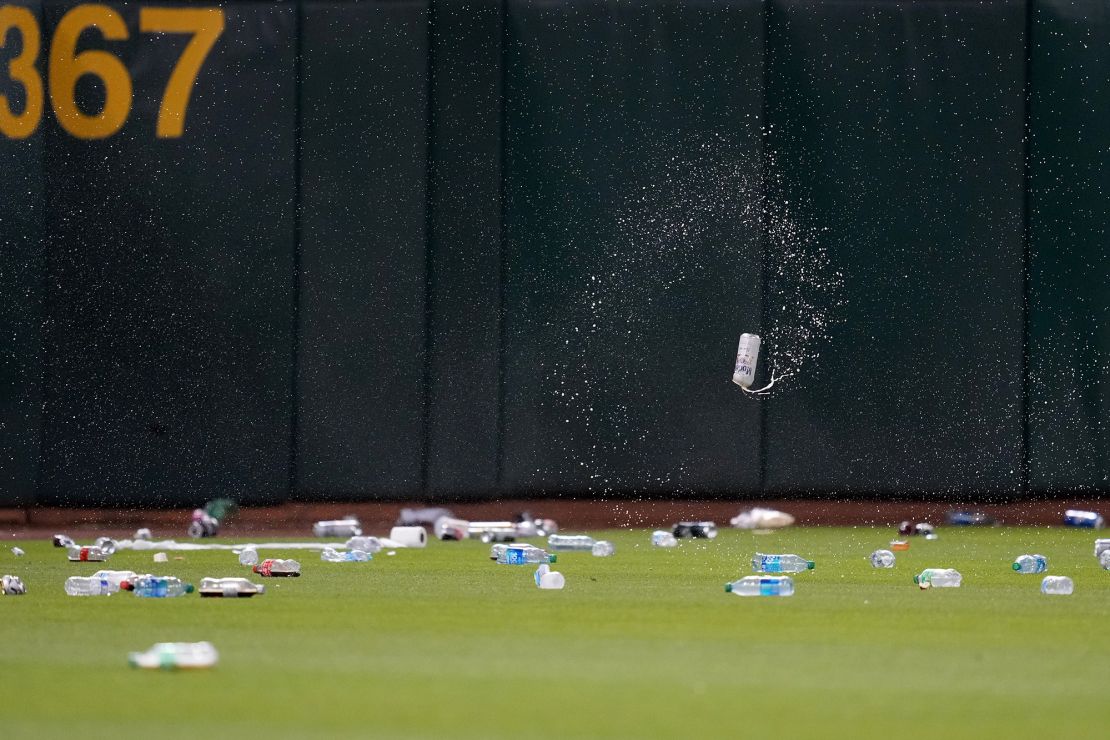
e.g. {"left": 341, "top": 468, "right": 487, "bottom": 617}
{"left": 237, "top": 548, "right": 259, "bottom": 566}
{"left": 914, "top": 568, "right": 962, "bottom": 589}
{"left": 388, "top": 527, "right": 427, "bottom": 549}
{"left": 534, "top": 564, "right": 565, "bottom": 590}
{"left": 198, "top": 577, "right": 265, "bottom": 598}
{"left": 1094, "top": 539, "right": 1110, "bottom": 558}
{"left": 730, "top": 507, "right": 796, "bottom": 530}
{"left": 11, "top": 547, "right": 25, "bottom": 557}
{"left": 313, "top": 519, "right": 362, "bottom": 537}
{"left": 1012, "top": 554, "right": 1048, "bottom": 574}
{"left": 548, "top": 534, "right": 595, "bottom": 552}
{"left": 2, "top": 575, "right": 26, "bottom": 595}
{"left": 1041, "top": 576, "right": 1074, "bottom": 595}
{"left": 345, "top": 536, "right": 383, "bottom": 554}
{"left": 753, "top": 553, "right": 814, "bottom": 573}
{"left": 321, "top": 547, "right": 371, "bottom": 563}
{"left": 67, "top": 545, "right": 110, "bottom": 562}
{"left": 134, "top": 528, "right": 152, "bottom": 541}
{"left": 153, "top": 552, "right": 168, "bottom": 563}
{"left": 651, "top": 531, "right": 678, "bottom": 548}
{"left": 66, "top": 575, "right": 118, "bottom": 596}
{"left": 129, "top": 642, "right": 218, "bottom": 670}
{"left": 92, "top": 570, "right": 139, "bottom": 588}
{"left": 869, "top": 550, "right": 895, "bottom": 568}
{"left": 592, "top": 541, "right": 616, "bottom": 557}
{"left": 1100, "top": 550, "right": 1110, "bottom": 570}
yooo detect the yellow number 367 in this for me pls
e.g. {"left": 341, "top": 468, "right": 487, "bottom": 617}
{"left": 0, "top": 4, "right": 224, "bottom": 139}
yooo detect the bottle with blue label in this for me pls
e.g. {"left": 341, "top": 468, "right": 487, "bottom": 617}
{"left": 725, "top": 576, "right": 794, "bottom": 597}
{"left": 1012, "top": 554, "right": 1048, "bottom": 574}
{"left": 752, "top": 553, "right": 815, "bottom": 573}
{"left": 1063, "top": 510, "right": 1104, "bottom": 529}
{"left": 496, "top": 545, "right": 555, "bottom": 565}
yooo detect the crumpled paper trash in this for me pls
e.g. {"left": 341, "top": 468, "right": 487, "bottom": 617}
{"left": 730, "top": 507, "right": 795, "bottom": 530}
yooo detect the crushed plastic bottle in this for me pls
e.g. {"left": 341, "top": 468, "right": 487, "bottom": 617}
{"left": 1100, "top": 550, "right": 1110, "bottom": 570}
{"left": 469, "top": 521, "right": 518, "bottom": 543}
{"left": 11, "top": 546, "right": 25, "bottom": 557}
{"left": 870, "top": 549, "right": 895, "bottom": 568}
{"left": 1094, "top": 539, "right": 1110, "bottom": 558}
{"left": 321, "top": 547, "right": 371, "bottom": 562}
{"left": 592, "top": 540, "right": 615, "bottom": 557}
{"left": 913, "top": 568, "right": 962, "bottom": 589}
{"left": 129, "top": 642, "right": 218, "bottom": 670}
{"left": 752, "top": 553, "right": 815, "bottom": 573}
{"left": 434, "top": 516, "right": 470, "bottom": 541}
{"left": 238, "top": 548, "right": 259, "bottom": 566}
{"left": 496, "top": 545, "right": 555, "bottom": 565}
{"left": 313, "top": 519, "right": 362, "bottom": 537}
{"left": 94, "top": 537, "right": 117, "bottom": 555}
{"left": 199, "top": 577, "right": 265, "bottom": 597}
{"left": 345, "top": 536, "right": 382, "bottom": 554}
{"left": 547, "top": 534, "right": 595, "bottom": 552}
{"left": 725, "top": 576, "right": 794, "bottom": 597}
{"left": 1063, "top": 510, "right": 1104, "bottom": 529}
{"left": 489, "top": 543, "right": 510, "bottom": 561}
{"left": 122, "top": 575, "right": 194, "bottom": 597}
{"left": 534, "top": 563, "right": 565, "bottom": 590}
{"left": 67, "top": 545, "right": 110, "bottom": 562}
{"left": 1012, "top": 554, "right": 1048, "bottom": 574}
{"left": 2, "top": 575, "right": 26, "bottom": 595}
{"left": 673, "top": 521, "right": 718, "bottom": 539}
{"left": 53, "top": 534, "right": 75, "bottom": 548}
{"left": 252, "top": 559, "right": 301, "bottom": 577}
{"left": 1041, "top": 576, "right": 1074, "bottom": 595}
{"left": 651, "top": 531, "right": 678, "bottom": 548}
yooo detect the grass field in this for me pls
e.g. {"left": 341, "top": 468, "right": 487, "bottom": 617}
{"left": 2, "top": 526, "right": 1107, "bottom": 739}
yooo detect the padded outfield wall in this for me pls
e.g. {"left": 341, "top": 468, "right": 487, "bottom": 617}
{"left": 0, "top": 0, "right": 1106, "bottom": 506}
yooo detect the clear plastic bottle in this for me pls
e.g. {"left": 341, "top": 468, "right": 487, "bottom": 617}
{"left": 496, "top": 545, "right": 555, "bottom": 565}
{"left": 321, "top": 547, "right": 371, "bottom": 562}
{"left": 238, "top": 548, "right": 259, "bottom": 566}
{"left": 65, "top": 576, "right": 116, "bottom": 596}
{"left": 2, "top": 574, "right": 26, "bottom": 595}
{"left": 1100, "top": 550, "right": 1110, "bottom": 570}
{"left": 548, "top": 534, "right": 595, "bottom": 552}
{"left": 592, "top": 540, "right": 616, "bottom": 557}
{"left": 913, "top": 568, "right": 962, "bottom": 588}
{"left": 345, "top": 536, "right": 382, "bottom": 554}
{"left": 91, "top": 570, "right": 139, "bottom": 588}
{"left": 870, "top": 549, "right": 895, "bottom": 568}
{"left": 122, "top": 576, "right": 194, "bottom": 597}
{"left": 252, "top": 558, "right": 301, "bottom": 577}
{"left": 129, "top": 642, "right": 218, "bottom": 670}
{"left": 1012, "top": 554, "right": 1048, "bottom": 574}
{"left": 313, "top": 519, "right": 362, "bottom": 537}
{"left": 67, "top": 545, "right": 109, "bottom": 562}
{"left": 1063, "top": 510, "right": 1103, "bottom": 529}
{"left": 199, "top": 577, "right": 265, "bottom": 597}
{"left": 1041, "top": 576, "right": 1074, "bottom": 595}
{"left": 651, "top": 531, "right": 677, "bottom": 548}
{"left": 725, "top": 576, "right": 794, "bottom": 597}
{"left": 489, "top": 543, "right": 510, "bottom": 561}
{"left": 752, "top": 553, "right": 815, "bottom": 573}
{"left": 1094, "top": 539, "right": 1110, "bottom": 558}
{"left": 94, "top": 537, "right": 118, "bottom": 555}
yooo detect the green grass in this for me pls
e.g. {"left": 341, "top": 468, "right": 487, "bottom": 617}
{"left": 1, "top": 526, "right": 1107, "bottom": 739}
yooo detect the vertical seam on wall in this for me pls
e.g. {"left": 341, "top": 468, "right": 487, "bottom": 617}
{"left": 758, "top": 0, "right": 772, "bottom": 497}
{"left": 422, "top": 1, "right": 438, "bottom": 497}
{"left": 1020, "top": 0, "right": 1033, "bottom": 499}
{"left": 495, "top": 0, "right": 508, "bottom": 491}
{"left": 33, "top": 0, "right": 48, "bottom": 512}
{"left": 288, "top": 0, "right": 304, "bottom": 503}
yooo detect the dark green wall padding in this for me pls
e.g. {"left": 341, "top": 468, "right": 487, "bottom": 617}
{"left": 0, "top": 0, "right": 1106, "bottom": 506}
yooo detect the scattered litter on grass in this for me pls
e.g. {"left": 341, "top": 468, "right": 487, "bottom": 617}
{"left": 673, "top": 521, "right": 717, "bottom": 539}
{"left": 11, "top": 546, "right": 24, "bottom": 557}
{"left": 2, "top": 574, "right": 26, "bottom": 595}
{"left": 1063, "top": 509, "right": 1103, "bottom": 529}
{"left": 651, "top": 530, "right": 677, "bottom": 548}
{"left": 869, "top": 550, "right": 895, "bottom": 568}
{"left": 129, "top": 642, "right": 217, "bottom": 670}
{"left": 398, "top": 507, "right": 453, "bottom": 527}
{"left": 1041, "top": 576, "right": 1074, "bottom": 595}
{"left": 752, "top": 553, "right": 814, "bottom": 573}
{"left": 388, "top": 527, "right": 427, "bottom": 548}
{"left": 914, "top": 568, "right": 962, "bottom": 589}
{"left": 321, "top": 547, "right": 371, "bottom": 563}
{"left": 535, "top": 563, "right": 565, "bottom": 590}
{"left": 153, "top": 552, "right": 168, "bottom": 562}
{"left": 725, "top": 576, "right": 794, "bottom": 597}
{"left": 253, "top": 558, "right": 300, "bottom": 577}
{"left": 134, "top": 528, "right": 152, "bottom": 541}
{"left": 313, "top": 518, "right": 363, "bottom": 537}
{"left": 199, "top": 577, "right": 265, "bottom": 597}
{"left": 730, "top": 507, "right": 795, "bottom": 529}
{"left": 890, "top": 540, "right": 909, "bottom": 551}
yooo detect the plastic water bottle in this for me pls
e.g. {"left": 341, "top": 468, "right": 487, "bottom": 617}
{"left": 94, "top": 537, "right": 117, "bottom": 555}
{"left": 1041, "top": 576, "right": 1074, "bottom": 595}
{"left": 53, "top": 534, "right": 75, "bottom": 548}
{"left": 321, "top": 547, "right": 371, "bottom": 562}
{"left": 496, "top": 545, "right": 555, "bottom": 565}
{"left": 2, "top": 574, "right": 26, "bottom": 595}
{"left": 1100, "top": 550, "right": 1110, "bottom": 570}
{"left": 913, "top": 568, "right": 962, "bottom": 588}
{"left": 752, "top": 553, "right": 815, "bottom": 573}
{"left": 548, "top": 534, "right": 595, "bottom": 552}
{"left": 313, "top": 519, "right": 362, "bottom": 537}
{"left": 1063, "top": 510, "right": 1103, "bottom": 529}
{"left": 198, "top": 577, "right": 265, "bottom": 597}
{"left": 651, "top": 531, "right": 678, "bottom": 548}
{"left": 673, "top": 522, "right": 718, "bottom": 539}
{"left": 592, "top": 540, "right": 616, "bottom": 557}
{"left": 252, "top": 559, "right": 301, "bottom": 577}
{"left": 345, "top": 536, "right": 382, "bottom": 554}
{"left": 92, "top": 570, "right": 139, "bottom": 588}
{"left": 122, "top": 576, "right": 194, "bottom": 597}
{"left": 732, "top": 333, "right": 761, "bottom": 388}
{"left": 1094, "top": 539, "right": 1110, "bottom": 558}
{"left": 870, "top": 549, "right": 895, "bottom": 568}
{"left": 67, "top": 545, "right": 109, "bottom": 562}
{"left": 238, "top": 548, "right": 259, "bottom": 566}
{"left": 725, "top": 576, "right": 794, "bottom": 597}
{"left": 65, "top": 576, "right": 116, "bottom": 596}
{"left": 129, "top": 642, "right": 218, "bottom": 670}
{"left": 1012, "top": 554, "right": 1048, "bottom": 574}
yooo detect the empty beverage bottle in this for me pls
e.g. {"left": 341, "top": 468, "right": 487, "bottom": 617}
{"left": 651, "top": 531, "right": 678, "bottom": 548}
{"left": 94, "top": 537, "right": 118, "bottom": 555}
{"left": 122, "top": 575, "right": 194, "bottom": 597}
{"left": 92, "top": 570, "right": 139, "bottom": 588}
{"left": 548, "top": 534, "right": 596, "bottom": 552}
{"left": 1100, "top": 550, "right": 1110, "bottom": 570}
{"left": 673, "top": 521, "right": 718, "bottom": 539}
{"left": 870, "top": 549, "right": 896, "bottom": 568}
{"left": 592, "top": 540, "right": 616, "bottom": 557}
{"left": 3, "top": 575, "right": 27, "bottom": 595}
{"left": 345, "top": 536, "right": 382, "bottom": 554}
{"left": 65, "top": 575, "right": 117, "bottom": 596}
{"left": 1012, "top": 554, "right": 1048, "bottom": 574}
{"left": 913, "top": 568, "right": 962, "bottom": 588}
{"left": 489, "top": 543, "right": 509, "bottom": 561}
{"left": 1041, "top": 576, "right": 1074, "bottom": 595}
{"left": 199, "top": 577, "right": 265, "bottom": 597}
{"left": 237, "top": 548, "right": 259, "bottom": 566}
{"left": 1063, "top": 510, "right": 1103, "bottom": 529}
{"left": 497, "top": 544, "right": 555, "bottom": 565}
{"left": 752, "top": 554, "right": 815, "bottom": 573}
{"left": 725, "top": 576, "right": 794, "bottom": 597}
{"left": 67, "top": 545, "right": 109, "bottom": 562}
{"left": 1094, "top": 539, "right": 1110, "bottom": 558}
{"left": 252, "top": 558, "right": 301, "bottom": 577}
{"left": 321, "top": 547, "right": 371, "bottom": 562}
{"left": 129, "top": 641, "right": 218, "bottom": 670}
{"left": 53, "top": 533, "right": 75, "bottom": 548}
{"left": 313, "top": 519, "right": 362, "bottom": 537}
